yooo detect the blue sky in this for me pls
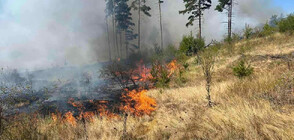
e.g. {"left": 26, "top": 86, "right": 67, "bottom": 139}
{"left": 273, "top": 0, "right": 294, "bottom": 14}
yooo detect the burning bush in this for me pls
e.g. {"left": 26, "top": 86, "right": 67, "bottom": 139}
{"left": 120, "top": 89, "right": 156, "bottom": 116}
{"left": 150, "top": 60, "right": 179, "bottom": 88}
{"left": 100, "top": 60, "right": 153, "bottom": 89}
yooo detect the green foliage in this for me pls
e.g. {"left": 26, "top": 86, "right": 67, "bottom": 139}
{"left": 215, "top": 0, "right": 230, "bottom": 12}
{"left": 150, "top": 62, "right": 171, "bottom": 88}
{"left": 179, "top": 34, "right": 205, "bottom": 56}
{"left": 243, "top": 24, "right": 253, "bottom": 39}
{"left": 183, "top": 63, "right": 189, "bottom": 70}
{"left": 261, "top": 22, "right": 276, "bottom": 36}
{"left": 278, "top": 14, "right": 294, "bottom": 33}
{"left": 152, "top": 45, "right": 178, "bottom": 63}
{"left": 179, "top": 0, "right": 212, "bottom": 27}
{"left": 224, "top": 33, "right": 241, "bottom": 43}
{"left": 233, "top": 59, "right": 254, "bottom": 79}
{"left": 131, "top": 0, "right": 151, "bottom": 17}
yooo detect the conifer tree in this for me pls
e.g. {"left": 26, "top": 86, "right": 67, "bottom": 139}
{"left": 115, "top": 0, "right": 137, "bottom": 58}
{"left": 105, "top": 0, "right": 114, "bottom": 61}
{"left": 158, "top": 0, "right": 164, "bottom": 49}
{"left": 105, "top": 0, "right": 119, "bottom": 58}
{"left": 179, "top": 0, "right": 212, "bottom": 38}
{"left": 215, "top": 0, "right": 233, "bottom": 42}
{"left": 131, "top": 0, "right": 151, "bottom": 53}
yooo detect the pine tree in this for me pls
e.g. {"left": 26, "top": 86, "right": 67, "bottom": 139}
{"left": 215, "top": 0, "right": 233, "bottom": 42}
{"left": 105, "top": 0, "right": 119, "bottom": 58}
{"left": 105, "top": 0, "right": 114, "bottom": 61}
{"left": 115, "top": 0, "right": 137, "bottom": 58}
{"left": 179, "top": 0, "right": 212, "bottom": 38}
{"left": 158, "top": 0, "right": 164, "bottom": 49}
{"left": 131, "top": 0, "right": 151, "bottom": 54}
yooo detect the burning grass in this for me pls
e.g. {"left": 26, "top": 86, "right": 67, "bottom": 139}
{"left": 120, "top": 89, "right": 156, "bottom": 116}
{"left": 2, "top": 34, "right": 294, "bottom": 139}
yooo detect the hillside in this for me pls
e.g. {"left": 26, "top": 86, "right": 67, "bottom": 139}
{"left": 2, "top": 33, "right": 294, "bottom": 140}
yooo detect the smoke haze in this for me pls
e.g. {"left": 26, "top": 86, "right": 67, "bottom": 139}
{"left": 0, "top": 0, "right": 284, "bottom": 70}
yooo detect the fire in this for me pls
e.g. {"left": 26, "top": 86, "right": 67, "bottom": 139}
{"left": 68, "top": 98, "right": 84, "bottom": 111}
{"left": 120, "top": 89, "right": 156, "bottom": 116}
{"left": 51, "top": 112, "right": 62, "bottom": 123}
{"left": 63, "top": 112, "right": 77, "bottom": 126}
{"left": 51, "top": 113, "right": 57, "bottom": 122}
{"left": 67, "top": 98, "right": 119, "bottom": 121}
{"left": 131, "top": 60, "right": 152, "bottom": 83}
{"left": 49, "top": 59, "right": 178, "bottom": 125}
{"left": 95, "top": 100, "right": 119, "bottom": 119}
{"left": 79, "top": 111, "right": 95, "bottom": 122}
{"left": 167, "top": 60, "right": 178, "bottom": 77}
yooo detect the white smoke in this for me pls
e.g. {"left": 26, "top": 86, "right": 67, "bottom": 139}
{"left": 0, "top": 0, "right": 284, "bottom": 70}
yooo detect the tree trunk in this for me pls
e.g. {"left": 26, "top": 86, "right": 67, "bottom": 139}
{"left": 125, "top": 41, "right": 129, "bottom": 59}
{"left": 158, "top": 0, "right": 163, "bottom": 49}
{"left": 228, "top": 0, "right": 233, "bottom": 42}
{"left": 120, "top": 32, "right": 123, "bottom": 58}
{"left": 0, "top": 106, "right": 2, "bottom": 136}
{"left": 116, "top": 31, "right": 119, "bottom": 58}
{"left": 198, "top": 0, "right": 202, "bottom": 39}
{"left": 106, "top": 17, "right": 112, "bottom": 61}
{"left": 112, "top": 15, "right": 117, "bottom": 58}
{"left": 138, "top": 0, "right": 141, "bottom": 54}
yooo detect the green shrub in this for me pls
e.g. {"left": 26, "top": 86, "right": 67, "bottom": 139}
{"left": 150, "top": 62, "right": 171, "bottom": 88}
{"left": 183, "top": 63, "right": 189, "bottom": 70}
{"left": 179, "top": 34, "right": 205, "bottom": 56}
{"left": 278, "top": 14, "right": 294, "bottom": 33}
{"left": 152, "top": 45, "right": 178, "bottom": 63}
{"left": 261, "top": 23, "right": 276, "bottom": 36}
{"left": 224, "top": 33, "right": 242, "bottom": 43}
{"left": 233, "top": 59, "right": 254, "bottom": 79}
{"left": 243, "top": 24, "right": 253, "bottom": 39}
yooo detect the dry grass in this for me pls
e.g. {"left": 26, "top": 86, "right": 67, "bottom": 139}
{"left": 2, "top": 34, "right": 294, "bottom": 140}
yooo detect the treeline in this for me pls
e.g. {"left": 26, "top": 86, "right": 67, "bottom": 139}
{"left": 105, "top": 0, "right": 154, "bottom": 60}
{"left": 104, "top": 0, "right": 235, "bottom": 60}
{"left": 104, "top": 0, "right": 294, "bottom": 61}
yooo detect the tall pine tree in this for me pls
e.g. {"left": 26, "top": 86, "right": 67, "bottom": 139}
{"left": 131, "top": 0, "right": 151, "bottom": 54}
{"left": 215, "top": 0, "right": 233, "bottom": 42}
{"left": 179, "top": 0, "right": 212, "bottom": 38}
{"left": 115, "top": 0, "right": 137, "bottom": 58}
{"left": 158, "top": 0, "right": 164, "bottom": 49}
{"left": 105, "top": 0, "right": 114, "bottom": 61}
{"left": 105, "top": 0, "right": 120, "bottom": 58}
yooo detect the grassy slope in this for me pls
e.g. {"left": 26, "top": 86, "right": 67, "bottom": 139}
{"left": 3, "top": 33, "right": 294, "bottom": 140}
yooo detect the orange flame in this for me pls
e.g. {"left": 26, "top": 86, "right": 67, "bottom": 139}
{"left": 63, "top": 112, "right": 77, "bottom": 126}
{"left": 132, "top": 60, "right": 152, "bottom": 83}
{"left": 79, "top": 111, "right": 95, "bottom": 122}
{"left": 95, "top": 101, "right": 119, "bottom": 119}
{"left": 53, "top": 59, "right": 178, "bottom": 124}
{"left": 120, "top": 89, "right": 156, "bottom": 116}
{"left": 68, "top": 98, "right": 84, "bottom": 111}
{"left": 167, "top": 60, "right": 178, "bottom": 77}
{"left": 51, "top": 113, "right": 57, "bottom": 122}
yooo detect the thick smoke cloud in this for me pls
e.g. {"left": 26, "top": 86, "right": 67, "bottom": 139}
{"left": 0, "top": 0, "right": 107, "bottom": 70}
{"left": 0, "top": 0, "right": 283, "bottom": 70}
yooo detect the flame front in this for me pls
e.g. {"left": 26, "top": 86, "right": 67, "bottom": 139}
{"left": 120, "top": 89, "right": 157, "bottom": 116}
{"left": 63, "top": 112, "right": 77, "bottom": 126}
{"left": 50, "top": 60, "right": 179, "bottom": 124}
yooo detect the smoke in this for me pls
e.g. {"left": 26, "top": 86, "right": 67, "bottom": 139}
{"left": 0, "top": 0, "right": 108, "bottom": 70}
{"left": 237, "top": 0, "right": 282, "bottom": 23}
{"left": 140, "top": 0, "right": 283, "bottom": 46}
{"left": 0, "top": 0, "right": 284, "bottom": 70}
